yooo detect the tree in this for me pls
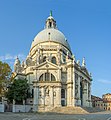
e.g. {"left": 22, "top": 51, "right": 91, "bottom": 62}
{"left": 6, "top": 79, "right": 30, "bottom": 104}
{"left": 0, "top": 61, "right": 11, "bottom": 99}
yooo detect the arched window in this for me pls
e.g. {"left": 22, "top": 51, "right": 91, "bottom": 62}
{"left": 63, "top": 55, "right": 66, "bottom": 63}
{"left": 51, "top": 74, "right": 56, "bottom": 81}
{"left": 51, "top": 56, "right": 56, "bottom": 64}
{"left": 43, "top": 56, "right": 46, "bottom": 62}
{"left": 49, "top": 22, "right": 52, "bottom": 28}
{"left": 39, "top": 74, "right": 43, "bottom": 81}
{"left": 39, "top": 73, "right": 56, "bottom": 81}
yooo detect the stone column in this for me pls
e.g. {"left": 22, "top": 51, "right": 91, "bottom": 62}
{"left": 86, "top": 82, "right": 89, "bottom": 107}
{"left": 57, "top": 68, "right": 61, "bottom": 81}
{"left": 50, "top": 86, "right": 54, "bottom": 107}
{"left": 82, "top": 80, "right": 88, "bottom": 107}
{"left": 67, "top": 66, "right": 73, "bottom": 106}
{"left": 33, "top": 70, "right": 37, "bottom": 80}
{"left": 56, "top": 87, "right": 61, "bottom": 107}
{"left": 77, "top": 76, "right": 81, "bottom": 106}
{"left": 41, "top": 87, "right": 45, "bottom": 106}
{"left": 57, "top": 46, "right": 61, "bottom": 65}
{"left": 33, "top": 86, "right": 39, "bottom": 112}
{"left": 72, "top": 64, "right": 75, "bottom": 106}
{"left": 67, "top": 83, "right": 73, "bottom": 106}
{"left": 36, "top": 48, "right": 40, "bottom": 65}
{"left": 88, "top": 83, "right": 92, "bottom": 107}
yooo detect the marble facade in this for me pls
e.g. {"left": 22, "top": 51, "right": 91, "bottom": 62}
{"left": 13, "top": 12, "right": 92, "bottom": 112}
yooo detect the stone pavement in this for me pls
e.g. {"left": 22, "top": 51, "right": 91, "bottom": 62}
{"left": 0, "top": 111, "right": 111, "bottom": 120}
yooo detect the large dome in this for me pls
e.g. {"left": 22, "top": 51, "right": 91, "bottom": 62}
{"left": 31, "top": 12, "right": 71, "bottom": 52}
{"left": 31, "top": 28, "right": 71, "bottom": 51}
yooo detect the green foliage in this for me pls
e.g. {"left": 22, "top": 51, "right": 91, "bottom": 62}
{"left": 0, "top": 60, "right": 11, "bottom": 98}
{"left": 0, "top": 61, "right": 11, "bottom": 80}
{"left": 6, "top": 79, "right": 30, "bottom": 104}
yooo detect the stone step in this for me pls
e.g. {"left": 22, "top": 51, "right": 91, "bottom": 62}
{"left": 50, "top": 106, "right": 88, "bottom": 114}
{"left": 82, "top": 107, "right": 105, "bottom": 113}
{"left": 48, "top": 106, "right": 105, "bottom": 114}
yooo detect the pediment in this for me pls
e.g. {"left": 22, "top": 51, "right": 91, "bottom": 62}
{"left": 36, "top": 61, "right": 59, "bottom": 70}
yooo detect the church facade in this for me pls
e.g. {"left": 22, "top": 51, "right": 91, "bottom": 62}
{"left": 14, "top": 12, "right": 92, "bottom": 112}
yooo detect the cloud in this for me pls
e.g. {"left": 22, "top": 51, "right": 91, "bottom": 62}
{"left": 0, "top": 53, "right": 26, "bottom": 61}
{"left": 0, "top": 53, "right": 26, "bottom": 70}
{"left": 98, "top": 79, "right": 111, "bottom": 84}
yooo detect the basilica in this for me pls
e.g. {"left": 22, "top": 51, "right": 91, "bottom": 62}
{"left": 13, "top": 12, "right": 92, "bottom": 112}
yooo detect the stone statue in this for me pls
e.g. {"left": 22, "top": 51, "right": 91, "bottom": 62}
{"left": 77, "top": 60, "right": 80, "bottom": 66}
{"left": 72, "top": 54, "right": 76, "bottom": 62}
{"left": 36, "top": 48, "right": 40, "bottom": 65}
{"left": 26, "top": 55, "right": 32, "bottom": 66}
{"left": 57, "top": 46, "right": 61, "bottom": 64}
{"left": 21, "top": 61, "right": 25, "bottom": 68}
{"left": 82, "top": 57, "right": 86, "bottom": 67}
{"left": 13, "top": 99, "right": 15, "bottom": 105}
{"left": 14, "top": 57, "right": 21, "bottom": 73}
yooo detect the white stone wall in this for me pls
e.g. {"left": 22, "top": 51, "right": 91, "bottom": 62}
{"left": 13, "top": 105, "right": 32, "bottom": 112}
{"left": 0, "top": 103, "right": 4, "bottom": 112}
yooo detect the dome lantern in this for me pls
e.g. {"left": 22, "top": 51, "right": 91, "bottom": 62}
{"left": 46, "top": 11, "right": 57, "bottom": 29}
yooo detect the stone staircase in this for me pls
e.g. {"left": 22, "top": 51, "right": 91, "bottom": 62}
{"left": 49, "top": 106, "right": 88, "bottom": 114}
{"left": 47, "top": 106, "right": 104, "bottom": 114}
{"left": 82, "top": 107, "right": 104, "bottom": 113}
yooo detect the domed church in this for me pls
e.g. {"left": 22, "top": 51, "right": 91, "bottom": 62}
{"left": 14, "top": 11, "right": 92, "bottom": 112}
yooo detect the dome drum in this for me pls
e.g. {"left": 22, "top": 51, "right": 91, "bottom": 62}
{"left": 31, "top": 29, "right": 71, "bottom": 53}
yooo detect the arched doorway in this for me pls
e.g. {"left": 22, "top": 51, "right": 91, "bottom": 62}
{"left": 51, "top": 56, "right": 56, "bottom": 64}
{"left": 61, "top": 89, "right": 66, "bottom": 106}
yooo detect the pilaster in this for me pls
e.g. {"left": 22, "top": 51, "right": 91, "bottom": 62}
{"left": 33, "top": 84, "right": 39, "bottom": 112}
{"left": 56, "top": 87, "right": 61, "bottom": 107}
{"left": 77, "top": 76, "right": 81, "bottom": 106}
{"left": 88, "top": 83, "right": 92, "bottom": 107}
{"left": 72, "top": 65, "right": 75, "bottom": 106}
{"left": 67, "top": 83, "right": 73, "bottom": 106}
{"left": 50, "top": 86, "right": 54, "bottom": 106}
{"left": 82, "top": 80, "right": 88, "bottom": 107}
{"left": 41, "top": 87, "right": 45, "bottom": 106}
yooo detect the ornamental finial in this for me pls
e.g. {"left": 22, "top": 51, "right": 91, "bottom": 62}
{"left": 50, "top": 10, "right": 52, "bottom": 16}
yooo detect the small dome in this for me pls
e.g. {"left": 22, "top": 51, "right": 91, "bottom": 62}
{"left": 14, "top": 57, "right": 20, "bottom": 65}
{"left": 47, "top": 16, "right": 54, "bottom": 20}
{"left": 31, "top": 28, "right": 71, "bottom": 51}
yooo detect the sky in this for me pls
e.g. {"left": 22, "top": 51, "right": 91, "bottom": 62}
{"left": 0, "top": 0, "right": 111, "bottom": 98}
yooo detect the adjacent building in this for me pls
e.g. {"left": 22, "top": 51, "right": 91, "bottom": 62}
{"left": 13, "top": 12, "right": 92, "bottom": 112}
{"left": 92, "top": 93, "right": 111, "bottom": 110}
